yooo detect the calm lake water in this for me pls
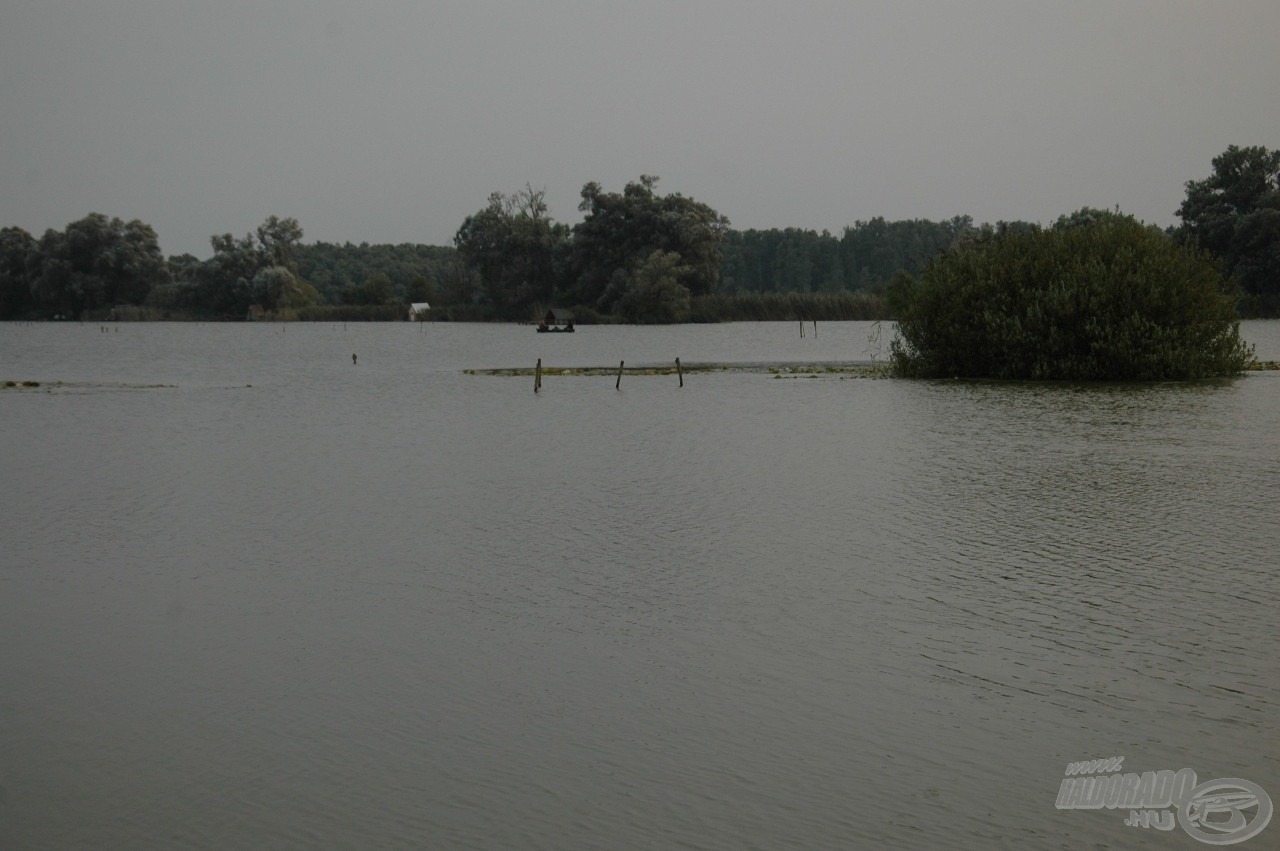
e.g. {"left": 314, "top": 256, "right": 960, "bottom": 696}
{"left": 2, "top": 321, "right": 1278, "bottom": 849}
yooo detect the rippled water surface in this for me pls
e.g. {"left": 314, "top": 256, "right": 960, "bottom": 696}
{"left": 2, "top": 321, "right": 1278, "bottom": 849}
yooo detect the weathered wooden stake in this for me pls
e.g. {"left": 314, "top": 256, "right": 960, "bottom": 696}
{"left": 535, "top": 358, "right": 542, "bottom": 393}
{"left": 676, "top": 357, "right": 683, "bottom": 387}
{"left": 799, "top": 320, "right": 805, "bottom": 338}
{"left": 616, "top": 360, "right": 624, "bottom": 390}
{"left": 813, "top": 320, "right": 818, "bottom": 338}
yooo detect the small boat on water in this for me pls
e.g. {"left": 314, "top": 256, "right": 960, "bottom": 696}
{"left": 536, "top": 308, "right": 575, "bottom": 333}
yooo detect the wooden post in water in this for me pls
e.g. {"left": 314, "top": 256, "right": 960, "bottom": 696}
{"left": 535, "top": 358, "right": 542, "bottom": 393}
{"left": 676, "top": 357, "right": 683, "bottom": 387}
{"left": 616, "top": 360, "right": 624, "bottom": 390}
{"left": 813, "top": 320, "right": 818, "bottom": 338}
{"left": 799, "top": 320, "right": 805, "bottom": 338}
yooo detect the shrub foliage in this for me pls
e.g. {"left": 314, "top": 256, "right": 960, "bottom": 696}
{"left": 889, "top": 215, "right": 1253, "bottom": 380}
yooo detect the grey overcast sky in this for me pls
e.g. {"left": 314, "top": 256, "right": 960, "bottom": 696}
{"left": 3, "top": 1, "right": 1278, "bottom": 258}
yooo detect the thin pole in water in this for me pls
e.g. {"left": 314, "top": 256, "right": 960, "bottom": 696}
{"left": 535, "top": 358, "right": 542, "bottom": 393}
{"left": 616, "top": 360, "right": 624, "bottom": 390}
{"left": 676, "top": 357, "right": 683, "bottom": 387}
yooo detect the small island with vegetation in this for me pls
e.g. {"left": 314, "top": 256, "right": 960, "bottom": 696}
{"left": 1, "top": 145, "right": 1276, "bottom": 380}
{"left": 888, "top": 211, "right": 1254, "bottom": 380}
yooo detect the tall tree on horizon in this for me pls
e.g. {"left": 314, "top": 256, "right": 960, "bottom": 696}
{"left": 571, "top": 175, "right": 729, "bottom": 312}
{"left": 26, "top": 213, "right": 169, "bottom": 319}
{"left": 454, "top": 184, "right": 569, "bottom": 316}
{"left": 0, "top": 226, "right": 36, "bottom": 319}
{"left": 1178, "top": 144, "right": 1280, "bottom": 312}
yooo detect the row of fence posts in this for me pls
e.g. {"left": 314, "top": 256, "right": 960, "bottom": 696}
{"left": 535, "top": 357, "right": 682, "bottom": 393}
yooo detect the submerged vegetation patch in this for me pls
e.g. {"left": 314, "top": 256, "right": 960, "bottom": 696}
{"left": 466, "top": 358, "right": 1277, "bottom": 383}
{"left": 2, "top": 380, "right": 176, "bottom": 392}
{"left": 466, "top": 362, "right": 893, "bottom": 379}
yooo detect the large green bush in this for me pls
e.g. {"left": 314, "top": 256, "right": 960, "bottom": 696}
{"left": 889, "top": 215, "right": 1253, "bottom": 380}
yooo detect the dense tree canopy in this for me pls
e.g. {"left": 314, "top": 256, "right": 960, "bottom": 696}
{"left": 571, "top": 176, "right": 729, "bottom": 313}
{"left": 454, "top": 185, "right": 569, "bottom": 315}
{"left": 449, "top": 177, "right": 730, "bottom": 320}
{"left": 147, "top": 216, "right": 316, "bottom": 317}
{"left": 255, "top": 215, "right": 305, "bottom": 270}
{"left": 890, "top": 213, "right": 1252, "bottom": 380}
{"left": 24, "top": 213, "right": 169, "bottom": 319}
{"left": 292, "top": 242, "right": 456, "bottom": 306}
{"left": 1177, "top": 145, "right": 1280, "bottom": 313}
{"left": 718, "top": 216, "right": 984, "bottom": 296}
{"left": 613, "top": 250, "right": 693, "bottom": 323}
{"left": 193, "top": 232, "right": 264, "bottom": 316}
{"left": 0, "top": 226, "right": 36, "bottom": 318}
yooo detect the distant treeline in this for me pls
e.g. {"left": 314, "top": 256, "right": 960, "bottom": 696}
{"left": 292, "top": 242, "right": 458, "bottom": 307}
{"left": 2, "top": 146, "right": 1275, "bottom": 320}
{"left": 295, "top": 217, "right": 996, "bottom": 322}
{"left": 0, "top": 209, "right": 986, "bottom": 321}
{"left": 719, "top": 218, "right": 982, "bottom": 296}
